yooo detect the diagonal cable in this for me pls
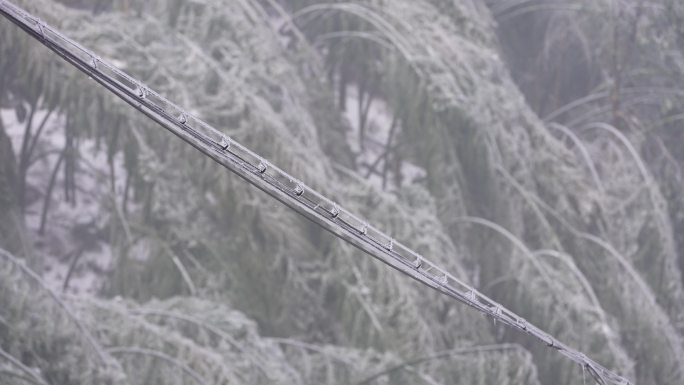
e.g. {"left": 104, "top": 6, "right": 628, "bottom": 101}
{"left": 0, "top": 2, "right": 630, "bottom": 384}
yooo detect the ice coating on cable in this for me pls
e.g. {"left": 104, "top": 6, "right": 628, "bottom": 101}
{"left": 0, "top": 3, "right": 633, "bottom": 383}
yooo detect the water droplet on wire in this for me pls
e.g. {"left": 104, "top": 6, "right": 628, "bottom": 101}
{"left": 136, "top": 85, "right": 147, "bottom": 98}
{"left": 294, "top": 184, "right": 303, "bottom": 196}
{"left": 219, "top": 135, "right": 231, "bottom": 150}
{"left": 257, "top": 161, "right": 267, "bottom": 174}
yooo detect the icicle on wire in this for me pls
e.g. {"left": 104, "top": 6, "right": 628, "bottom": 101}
{"left": 0, "top": 2, "right": 630, "bottom": 384}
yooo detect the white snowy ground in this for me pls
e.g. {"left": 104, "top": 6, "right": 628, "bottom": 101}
{"left": 2, "top": 106, "right": 126, "bottom": 295}
{"left": 342, "top": 84, "right": 426, "bottom": 190}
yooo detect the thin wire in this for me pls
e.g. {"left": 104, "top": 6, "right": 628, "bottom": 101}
{"left": 0, "top": 2, "right": 631, "bottom": 384}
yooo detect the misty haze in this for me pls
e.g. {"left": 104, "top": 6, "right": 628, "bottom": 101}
{"left": 1, "top": 1, "right": 683, "bottom": 385}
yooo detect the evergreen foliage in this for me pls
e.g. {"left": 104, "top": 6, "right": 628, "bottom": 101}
{"left": 1, "top": 1, "right": 684, "bottom": 384}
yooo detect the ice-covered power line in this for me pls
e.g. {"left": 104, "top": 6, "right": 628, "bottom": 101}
{"left": 0, "top": 2, "right": 630, "bottom": 384}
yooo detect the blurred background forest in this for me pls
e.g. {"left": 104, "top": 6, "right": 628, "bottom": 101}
{"left": 1, "top": 0, "right": 684, "bottom": 384}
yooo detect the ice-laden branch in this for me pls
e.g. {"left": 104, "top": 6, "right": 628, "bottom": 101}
{"left": 0, "top": 1, "right": 629, "bottom": 384}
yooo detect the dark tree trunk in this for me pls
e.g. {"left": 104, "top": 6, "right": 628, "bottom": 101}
{"left": 0, "top": 115, "right": 28, "bottom": 255}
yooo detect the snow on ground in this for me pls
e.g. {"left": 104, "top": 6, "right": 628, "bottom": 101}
{"left": 2, "top": 106, "right": 127, "bottom": 296}
{"left": 343, "top": 84, "right": 426, "bottom": 190}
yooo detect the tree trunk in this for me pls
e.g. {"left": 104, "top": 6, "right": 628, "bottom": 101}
{"left": 0, "top": 114, "right": 29, "bottom": 256}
